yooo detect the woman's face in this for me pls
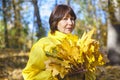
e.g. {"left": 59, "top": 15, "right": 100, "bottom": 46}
{"left": 57, "top": 14, "right": 75, "bottom": 34}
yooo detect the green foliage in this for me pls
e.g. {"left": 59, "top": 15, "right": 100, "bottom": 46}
{"left": 73, "top": 0, "right": 107, "bottom": 49}
{"left": 0, "top": 0, "right": 39, "bottom": 50}
{"left": 0, "top": 0, "right": 107, "bottom": 51}
{"left": 0, "top": 21, "right": 5, "bottom": 48}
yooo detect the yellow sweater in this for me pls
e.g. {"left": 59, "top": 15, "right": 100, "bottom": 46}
{"left": 22, "top": 31, "right": 67, "bottom": 80}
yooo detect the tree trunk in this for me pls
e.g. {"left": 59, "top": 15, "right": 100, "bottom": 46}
{"left": 12, "top": 0, "right": 22, "bottom": 48}
{"left": 107, "top": 0, "right": 120, "bottom": 65}
{"left": 2, "top": 0, "right": 9, "bottom": 48}
{"left": 32, "top": 0, "right": 45, "bottom": 39}
{"left": 66, "top": 0, "right": 70, "bottom": 5}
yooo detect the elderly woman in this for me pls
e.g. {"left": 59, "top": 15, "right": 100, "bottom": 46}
{"left": 22, "top": 4, "right": 84, "bottom": 80}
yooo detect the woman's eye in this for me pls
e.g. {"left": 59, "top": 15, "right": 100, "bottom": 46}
{"left": 70, "top": 18, "right": 74, "bottom": 20}
{"left": 62, "top": 17, "right": 74, "bottom": 21}
{"left": 63, "top": 18, "right": 68, "bottom": 20}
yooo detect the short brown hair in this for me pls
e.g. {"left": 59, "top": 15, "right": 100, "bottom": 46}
{"left": 49, "top": 4, "right": 76, "bottom": 34}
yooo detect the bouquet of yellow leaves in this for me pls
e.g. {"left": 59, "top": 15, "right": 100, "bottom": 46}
{"left": 45, "top": 29, "right": 105, "bottom": 80}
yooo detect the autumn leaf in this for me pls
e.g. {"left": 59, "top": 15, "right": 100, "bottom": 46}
{"left": 45, "top": 28, "right": 106, "bottom": 80}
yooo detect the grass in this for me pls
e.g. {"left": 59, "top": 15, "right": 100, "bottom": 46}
{"left": 0, "top": 49, "right": 120, "bottom": 80}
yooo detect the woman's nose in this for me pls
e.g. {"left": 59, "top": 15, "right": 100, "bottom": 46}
{"left": 67, "top": 19, "right": 72, "bottom": 24}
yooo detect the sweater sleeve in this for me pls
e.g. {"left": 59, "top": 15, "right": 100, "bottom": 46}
{"left": 22, "top": 40, "right": 53, "bottom": 80}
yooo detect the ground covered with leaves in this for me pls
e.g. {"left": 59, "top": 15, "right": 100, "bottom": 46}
{"left": 0, "top": 49, "right": 120, "bottom": 80}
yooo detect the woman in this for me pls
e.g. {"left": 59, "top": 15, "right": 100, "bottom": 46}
{"left": 22, "top": 4, "right": 84, "bottom": 80}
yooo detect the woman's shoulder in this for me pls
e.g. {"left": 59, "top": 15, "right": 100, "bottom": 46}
{"left": 30, "top": 37, "right": 51, "bottom": 50}
{"left": 31, "top": 36, "right": 58, "bottom": 52}
{"left": 33, "top": 36, "right": 57, "bottom": 47}
{"left": 34, "top": 37, "right": 51, "bottom": 45}
{"left": 38, "top": 37, "right": 51, "bottom": 42}
{"left": 38, "top": 36, "right": 57, "bottom": 44}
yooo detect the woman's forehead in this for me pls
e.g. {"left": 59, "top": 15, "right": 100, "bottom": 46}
{"left": 63, "top": 14, "right": 74, "bottom": 18}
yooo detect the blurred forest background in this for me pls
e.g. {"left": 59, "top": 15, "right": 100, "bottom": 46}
{"left": 0, "top": 0, "right": 120, "bottom": 80}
